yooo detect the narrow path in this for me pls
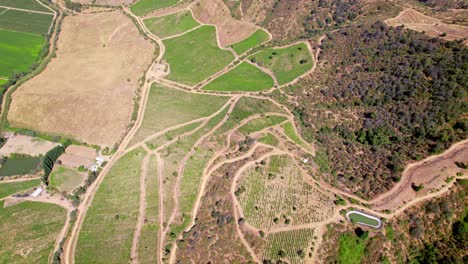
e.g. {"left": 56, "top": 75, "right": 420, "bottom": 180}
{"left": 130, "top": 152, "right": 150, "bottom": 263}
{"left": 160, "top": 24, "right": 203, "bottom": 40}
{"left": 155, "top": 153, "right": 164, "bottom": 264}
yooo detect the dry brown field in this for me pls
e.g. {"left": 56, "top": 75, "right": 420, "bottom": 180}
{"left": 0, "top": 135, "right": 59, "bottom": 157}
{"left": 72, "top": 0, "right": 134, "bottom": 5}
{"left": 8, "top": 11, "right": 154, "bottom": 147}
{"left": 386, "top": 8, "right": 468, "bottom": 43}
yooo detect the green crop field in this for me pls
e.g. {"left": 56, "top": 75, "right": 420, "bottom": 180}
{"left": 249, "top": 43, "right": 313, "bottom": 85}
{"left": 75, "top": 148, "right": 146, "bottom": 264}
{"left": 202, "top": 62, "right": 274, "bottom": 92}
{"left": 0, "top": 9, "right": 53, "bottom": 35}
{"left": 0, "top": 156, "right": 41, "bottom": 177}
{"left": 263, "top": 228, "right": 316, "bottom": 264}
{"left": 0, "top": 79, "right": 7, "bottom": 86}
{"left": 130, "top": 83, "right": 228, "bottom": 144}
{"left": 138, "top": 155, "right": 159, "bottom": 263}
{"left": 347, "top": 211, "right": 380, "bottom": 227}
{"left": 130, "top": 0, "right": 177, "bottom": 16}
{"left": 238, "top": 115, "right": 287, "bottom": 134}
{"left": 0, "top": 201, "right": 66, "bottom": 264}
{"left": 0, "top": 178, "right": 40, "bottom": 199}
{"left": 0, "top": 29, "right": 45, "bottom": 78}
{"left": 163, "top": 25, "right": 235, "bottom": 85}
{"left": 282, "top": 122, "right": 312, "bottom": 151}
{"left": 49, "top": 165, "right": 84, "bottom": 193}
{"left": 258, "top": 133, "right": 279, "bottom": 147}
{"left": 0, "top": 0, "right": 51, "bottom": 12}
{"left": 230, "top": 29, "right": 270, "bottom": 55}
{"left": 144, "top": 10, "right": 199, "bottom": 38}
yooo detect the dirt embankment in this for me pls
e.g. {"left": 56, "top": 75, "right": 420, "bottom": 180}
{"left": 8, "top": 11, "right": 154, "bottom": 147}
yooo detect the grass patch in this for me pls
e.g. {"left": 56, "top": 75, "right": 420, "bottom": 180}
{"left": 282, "top": 121, "right": 311, "bottom": 151}
{"left": 347, "top": 211, "right": 380, "bottom": 227}
{"left": 338, "top": 232, "right": 368, "bottom": 264}
{"left": 0, "top": 201, "right": 66, "bottom": 264}
{"left": 239, "top": 115, "right": 287, "bottom": 135}
{"left": 0, "top": 0, "right": 51, "bottom": 12}
{"left": 0, "top": 29, "right": 45, "bottom": 78}
{"left": 230, "top": 29, "right": 269, "bottom": 55}
{"left": 249, "top": 43, "right": 313, "bottom": 85}
{"left": 49, "top": 165, "right": 84, "bottom": 193}
{"left": 0, "top": 79, "right": 7, "bottom": 86}
{"left": 144, "top": 10, "right": 198, "bottom": 38}
{"left": 202, "top": 62, "right": 274, "bottom": 92}
{"left": 138, "top": 155, "right": 159, "bottom": 263}
{"left": 146, "top": 121, "right": 202, "bottom": 150}
{"left": 0, "top": 178, "right": 40, "bottom": 198}
{"left": 263, "top": 228, "right": 316, "bottom": 263}
{"left": 0, "top": 156, "right": 41, "bottom": 177}
{"left": 130, "top": 0, "right": 177, "bottom": 16}
{"left": 258, "top": 133, "right": 279, "bottom": 147}
{"left": 0, "top": 9, "right": 53, "bottom": 35}
{"left": 76, "top": 148, "right": 146, "bottom": 264}
{"left": 131, "top": 83, "right": 228, "bottom": 144}
{"left": 163, "top": 25, "right": 235, "bottom": 85}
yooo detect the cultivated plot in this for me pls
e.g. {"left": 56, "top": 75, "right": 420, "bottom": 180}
{"left": 0, "top": 0, "right": 51, "bottom": 12}
{"left": 130, "top": 0, "right": 177, "bottom": 16}
{"left": 230, "top": 28, "right": 270, "bottom": 55}
{"left": 0, "top": 201, "right": 66, "bottom": 264}
{"left": 263, "top": 228, "right": 316, "bottom": 264}
{"left": 0, "top": 178, "right": 40, "bottom": 199}
{"left": 202, "top": 62, "right": 274, "bottom": 92}
{"left": 163, "top": 25, "right": 235, "bottom": 85}
{"left": 249, "top": 43, "right": 313, "bottom": 85}
{"left": 49, "top": 165, "right": 85, "bottom": 193}
{"left": 238, "top": 115, "right": 287, "bottom": 135}
{"left": 8, "top": 11, "right": 154, "bottom": 146}
{"left": 144, "top": 10, "right": 199, "bottom": 38}
{"left": 236, "top": 155, "right": 335, "bottom": 230}
{"left": 0, "top": 9, "right": 53, "bottom": 35}
{"left": 0, "top": 155, "right": 41, "bottom": 177}
{"left": 75, "top": 148, "right": 146, "bottom": 264}
{"left": 130, "top": 83, "right": 228, "bottom": 144}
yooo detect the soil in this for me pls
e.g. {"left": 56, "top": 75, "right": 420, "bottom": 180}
{"left": 0, "top": 135, "right": 59, "bottom": 157}
{"left": 8, "top": 11, "right": 154, "bottom": 147}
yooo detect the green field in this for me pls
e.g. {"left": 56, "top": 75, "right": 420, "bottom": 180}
{"left": 338, "top": 232, "right": 368, "bottom": 264}
{"left": 130, "top": 0, "right": 178, "bottom": 16}
{"left": 0, "top": 178, "right": 40, "bottom": 198}
{"left": 0, "top": 79, "right": 7, "bottom": 86}
{"left": 202, "top": 62, "right": 274, "bottom": 92}
{"left": 146, "top": 121, "right": 202, "bottom": 150}
{"left": 0, "top": 156, "right": 41, "bottom": 177}
{"left": 76, "top": 148, "right": 146, "bottom": 264}
{"left": 163, "top": 25, "right": 235, "bottom": 85}
{"left": 130, "top": 83, "right": 228, "bottom": 144}
{"left": 0, "top": 0, "right": 51, "bottom": 12}
{"left": 138, "top": 155, "right": 159, "bottom": 263}
{"left": 258, "top": 133, "right": 279, "bottom": 147}
{"left": 249, "top": 43, "right": 313, "bottom": 85}
{"left": 49, "top": 165, "right": 84, "bottom": 193}
{"left": 282, "top": 122, "right": 312, "bottom": 151}
{"left": 0, "top": 201, "right": 66, "bottom": 264}
{"left": 144, "top": 10, "right": 199, "bottom": 38}
{"left": 238, "top": 115, "right": 287, "bottom": 134}
{"left": 0, "top": 29, "right": 45, "bottom": 78}
{"left": 230, "top": 29, "right": 270, "bottom": 55}
{"left": 263, "top": 228, "right": 316, "bottom": 264}
{"left": 347, "top": 211, "right": 381, "bottom": 227}
{"left": 0, "top": 9, "right": 53, "bottom": 35}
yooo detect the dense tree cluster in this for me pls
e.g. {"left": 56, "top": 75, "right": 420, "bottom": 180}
{"left": 294, "top": 22, "right": 467, "bottom": 198}
{"left": 418, "top": 0, "right": 468, "bottom": 10}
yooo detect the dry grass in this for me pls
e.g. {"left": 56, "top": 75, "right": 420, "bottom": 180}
{"left": 8, "top": 11, "right": 154, "bottom": 147}
{"left": 190, "top": 0, "right": 257, "bottom": 47}
{"left": 386, "top": 8, "right": 468, "bottom": 43}
{"left": 0, "top": 135, "right": 59, "bottom": 157}
{"left": 73, "top": 0, "right": 133, "bottom": 5}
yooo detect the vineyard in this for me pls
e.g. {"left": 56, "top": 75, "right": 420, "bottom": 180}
{"left": 263, "top": 228, "right": 316, "bottom": 264}
{"left": 236, "top": 155, "right": 335, "bottom": 229}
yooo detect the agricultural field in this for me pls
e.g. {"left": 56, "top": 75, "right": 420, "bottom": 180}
{"left": 202, "top": 62, "right": 275, "bottom": 92}
{"left": 282, "top": 122, "right": 312, "bottom": 152}
{"left": 258, "top": 133, "right": 279, "bottom": 147}
{"left": 0, "top": 201, "right": 66, "bottom": 264}
{"left": 263, "top": 228, "right": 316, "bottom": 264}
{"left": 236, "top": 155, "right": 335, "bottom": 230}
{"left": 145, "top": 121, "right": 202, "bottom": 150}
{"left": 249, "top": 43, "right": 313, "bottom": 85}
{"left": 230, "top": 29, "right": 270, "bottom": 55}
{"left": 75, "top": 148, "right": 146, "bottom": 264}
{"left": 0, "top": 155, "right": 41, "bottom": 177}
{"left": 130, "top": 0, "right": 178, "bottom": 16}
{"left": 0, "top": 135, "right": 59, "bottom": 157}
{"left": 0, "top": 9, "right": 53, "bottom": 35}
{"left": 144, "top": 10, "right": 199, "bottom": 38}
{"left": 0, "top": 0, "right": 50, "bottom": 12}
{"left": 0, "top": 178, "right": 40, "bottom": 199}
{"left": 8, "top": 11, "right": 154, "bottom": 146}
{"left": 163, "top": 25, "right": 235, "bottom": 85}
{"left": 49, "top": 165, "right": 85, "bottom": 193}
{"left": 130, "top": 83, "right": 228, "bottom": 144}
{"left": 238, "top": 115, "right": 287, "bottom": 135}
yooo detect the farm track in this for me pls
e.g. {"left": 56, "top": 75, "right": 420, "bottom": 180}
{"left": 55, "top": 3, "right": 468, "bottom": 264}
